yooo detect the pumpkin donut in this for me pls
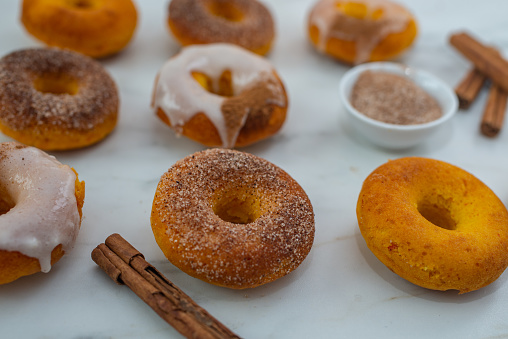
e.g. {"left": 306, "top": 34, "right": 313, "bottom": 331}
{"left": 0, "top": 48, "right": 119, "bottom": 151}
{"left": 21, "top": 0, "right": 138, "bottom": 58}
{"left": 167, "top": 0, "right": 275, "bottom": 55}
{"left": 152, "top": 43, "right": 288, "bottom": 148}
{"left": 308, "top": 0, "right": 418, "bottom": 64}
{"left": 151, "top": 148, "right": 315, "bottom": 289}
{"left": 0, "top": 142, "right": 85, "bottom": 285}
{"left": 357, "top": 157, "right": 508, "bottom": 293}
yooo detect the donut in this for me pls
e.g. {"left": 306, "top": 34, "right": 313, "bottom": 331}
{"left": 0, "top": 48, "right": 119, "bottom": 151}
{"left": 21, "top": 0, "right": 138, "bottom": 58}
{"left": 152, "top": 43, "right": 288, "bottom": 148}
{"left": 308, "top": 0, "right": 418, "bottom": 64}
{"left": 167, "top": 0, "right": 275, "bottom": 55}
{"left": 357, "top": 157, "right": 508, "bottom": 293}
{"left": 151, "top": 148, "right": 315, "bottom": 289}
{"left": 0, "top": 142, "right": 85, "bottom": 285}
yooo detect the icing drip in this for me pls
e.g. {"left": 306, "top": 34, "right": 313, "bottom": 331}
{"left": 0, "top": 143, "right": 80, "bottom": 272}
{"left": 309, "top": 0, "right": 411, "bottom": 64}
{"left": 152, "top": 43, "right": 286, "bottom": 148}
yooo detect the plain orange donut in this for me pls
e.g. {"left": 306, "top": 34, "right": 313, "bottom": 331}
{"left": 357, "top": 157, "right": 508, "bottom": 293}
{"left": 21, "top": 0, "right": 138, "bottom": 58}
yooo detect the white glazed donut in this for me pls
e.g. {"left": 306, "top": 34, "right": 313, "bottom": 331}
{"left": 0, "top": 142, "right": 85, "bottom": 284}
{"left": 151, "top": 43, "right": 288, "bottom": 148}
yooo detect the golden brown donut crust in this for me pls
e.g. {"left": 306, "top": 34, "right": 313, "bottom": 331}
{"left": 168, "top": 0, "right": 275, "bottom": 55}
{"left": 0, "top": 169, "right": 85, "bottom": 285}
{"left": 357, "top": 157, "right": 508, "bottom": 293}
{"left": 0, "top": 48, "right": 119, "bottom": 151}
{"left": 151, "top": 149, "right": 315, "bottom": 289}
{"left": 21, "top": 0, "right": 138, "bottom": 58}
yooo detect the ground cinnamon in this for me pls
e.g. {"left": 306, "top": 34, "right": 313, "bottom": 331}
{"left": 481, "top": 85, "right": 508, "bottom": 137}
{"left": 91, "top": 233, "right": 241, "bottom": 339}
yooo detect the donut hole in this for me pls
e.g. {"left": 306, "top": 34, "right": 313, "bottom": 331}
{"left": 192, "top": 70, "right": 234, "bottom": 97}
{"left": 206, "top": 1, "right": 244, "bottom": 22}
{"left": 0, "top": 187, "right": 15, "bottom": 216}
{"left": 418, "top": 200, "right": 457, "bottom": 231}
{"left": 213, "top": 189, "right": 262, "bottom": 224}
{"left": 66, "top": 0, "right": 98, "bottom": 9}
{"left": 336, "top": 2, "right": 384, "bottom": 20}
{"left": 33, "top": 74, "right": 79, "bottom": 95}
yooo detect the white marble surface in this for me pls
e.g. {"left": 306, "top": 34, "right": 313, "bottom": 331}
{"left": 1, "top": 1, "right": 508, "bottom": 338}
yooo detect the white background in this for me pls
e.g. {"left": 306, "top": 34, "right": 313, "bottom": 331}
{"left": 1, "top": 0, "right": 508, "bottom": 338}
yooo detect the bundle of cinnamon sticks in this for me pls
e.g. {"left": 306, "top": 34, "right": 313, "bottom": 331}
{"left": 92, "top": 233, "right": 241, "bottom": 339}
{"left": 450, "top": 32, "right": 508, "bottom": 137}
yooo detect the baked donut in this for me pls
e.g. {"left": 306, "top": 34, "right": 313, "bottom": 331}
{"left": 152, "top": 43, "right": 288, "bottom": 148}
{"left": 357, "top": 157, "right": 508, "bottom": 293}
{"left": 151, "top": 148, "right": 315, "bottom": 289}
{"left": 0, "top": 142, "right": 85, "bottom": 285}
{"left": 0, "top": 48, "right": 119, "bottom": 151}
{"left": 21, "top": 0, "right": 138, "bottom": 58}
{"left": 308, "top": 0, "right": 418, "bottom": 64}
{"left": 167, "top": 0, "right": 275, "bottom": 55}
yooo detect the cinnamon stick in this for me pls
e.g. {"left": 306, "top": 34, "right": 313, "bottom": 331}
{"left": 91, "top": 233, "right": 241, "bottom": 339}
{"left": 481, "top": 84, "right": 508, "bottom": 137}
{"left": 454, "top": 68, "right": 487, "bottom": 109}
{"left": 450, "top": 32, "right": 508, "bottom": 93}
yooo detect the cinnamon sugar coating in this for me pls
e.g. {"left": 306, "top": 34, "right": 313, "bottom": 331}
{"left": 168, "top": 0, "right": 275, "bottom": 55}
{"left": 0, "top": 48, "right": 118, "bottom": 150}
{"left": 151, "top": 149, "right": 315, "bottom": 289}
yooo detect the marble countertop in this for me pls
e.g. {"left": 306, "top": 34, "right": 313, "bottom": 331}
{"left": 2, "top": 1, "right": 508, "bottom": 338}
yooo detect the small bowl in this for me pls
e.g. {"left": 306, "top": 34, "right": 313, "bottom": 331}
{"left": 339, "top": 62, "right": 458, "bottom": 149}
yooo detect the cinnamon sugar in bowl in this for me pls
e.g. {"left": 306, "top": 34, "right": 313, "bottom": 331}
{"left": 339, "top": 62, "right": 458, "bottom": 149}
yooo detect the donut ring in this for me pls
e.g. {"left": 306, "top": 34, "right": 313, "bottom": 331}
{"left": 0, "top": 142, "right": 85, "bottom": 285}
{"left": 0, "top": 48, "right": 119, "bottom": 151}
{"left": 308, "top": 0, "right": 418, "bottom": 64}
{"left": 152, "top": 43, "right": 288, "bottom": 148}
{"left": 168, "top": 0, "right": 275, "bottom": 55}
{"left": 151, "top": 148, "right": 315, "bottom": 289}
{"left": 21, "top": 0, "right": 138, "bottom": 58}
{"left": 357, "top": 157, "right": 508, "bottom": 293}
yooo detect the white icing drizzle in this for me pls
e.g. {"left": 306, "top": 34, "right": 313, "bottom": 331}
{"left": 0, "top": 142, "right": 80, "bottom": 273}
{"left": 152, "top": 43, "right": 286, "bottom": 148}
{"left": 309, "top": 0, "right": 412, "bottom": 64}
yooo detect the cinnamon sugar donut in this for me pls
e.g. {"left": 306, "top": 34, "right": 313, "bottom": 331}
{"left": 151, "top": 148, "right": 315, "bottom": 289}
{"left": 0, "top": 48, "right": 119, "bottom": 151}
{"left": 21, "top": 0, "right": 138, "bottom": 58}
{"left": 308, "top": 0, "right": 418, "bottom": 64}
{"left": 357, "top": 157, "right": 508, "bottom": 293}
{"left": 152, "top": 43, "right": 288, "bottom": 148}
{"left": 168, "top": 0, "right": 275, "bottom": 55}
{"left": 0, "top": 142, "right": 85, "bottom": 285}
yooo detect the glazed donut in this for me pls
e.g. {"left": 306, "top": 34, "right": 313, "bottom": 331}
{"left": 357, "top": 157, "right": 508, "bottom": 293}
{"left": 21, "top": 0, "right": 138, "bottom": 58}
{"left": 168, "top": 0, "right": 275, "bottom": 55}
{"left": 152, "top": 43, "right": 288, "bottom": 148}
{"left": 308, "top": 0, "right": 418, "bottom": 64}
{"left": 0, "top": 142, "right": 85, "bottom": 285}
{"left": 0, "top": 48, "right": 119, "bottom": 151}
{"left": 151, "top": 148, "right": 315, "bottom": 289}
